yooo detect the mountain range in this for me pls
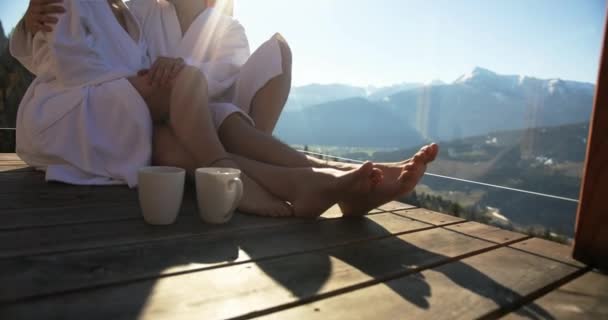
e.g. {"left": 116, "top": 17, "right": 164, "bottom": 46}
{"left": 275, "top": 67, "right": 595, "bottom": 148}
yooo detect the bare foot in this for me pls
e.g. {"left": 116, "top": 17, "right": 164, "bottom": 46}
{"left": 339, "top": 143, "right": 439, "bottom": 216}
{"left": 215, "top": 159, "right": 293, "bottom": 217}
{"left": 288, "top": 162, "right": 382, "bottom": 218}
{"left": 375, "top": 143, "right": 439, "bottom": 183}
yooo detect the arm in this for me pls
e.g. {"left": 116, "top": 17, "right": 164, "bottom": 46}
{"left": 9, "top": 20, "right": 37, "bottom": 73}
{"left": 45, "top": 0, "right": 112, "bottom": 87}
{"left": 25, "top": 0, "right": 66, "bottom": 34}
{"left": 9, "top": 0, "right": 66, "bottom": 74}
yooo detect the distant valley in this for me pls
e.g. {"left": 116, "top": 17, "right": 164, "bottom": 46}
{"left": 276, "top": 67, "right": 594, "bottom": 149}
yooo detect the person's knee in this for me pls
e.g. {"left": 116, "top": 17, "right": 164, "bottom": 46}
{"left": 273, "top": 33, "right": 292, "bottom": 72}
{"left": 175, "top": 65, "right": 209, "bottom": 95}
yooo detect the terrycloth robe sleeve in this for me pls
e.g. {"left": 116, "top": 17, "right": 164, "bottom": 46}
{"left": 8, "top": 20, "right": 38, "bottom": 74}
{"left": 47, "top": 1, "right": 132, "bottom": 88}
{"left": 11, "top": 1, "right": 104, "bottom": 85}
{"left": 190, "top": 18, "right": 251, "bottom": 100}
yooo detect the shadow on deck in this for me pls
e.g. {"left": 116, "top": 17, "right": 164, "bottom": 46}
{"left": 0, "top": 153, "right": 606, "bottom": 320}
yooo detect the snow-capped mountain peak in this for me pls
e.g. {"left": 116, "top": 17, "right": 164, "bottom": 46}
{"left": 454, "top": 66, "right": 500, "bottom": 84}
{"left": 453, "top": 67, "right": 595, "bottom": 95}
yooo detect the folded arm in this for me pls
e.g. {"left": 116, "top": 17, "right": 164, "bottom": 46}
{"left": 10, "top": 0, "right": 65, "bottom": 74}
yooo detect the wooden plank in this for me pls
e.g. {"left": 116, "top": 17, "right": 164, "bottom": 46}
{"left": 0, "top": 170, "right": 44, "bottom": 183}
{"left": 0, "top": 153, "right": 21, "bottom": 161}
{"left": 1, "top": 200, "right": 380, "bottom": 231}
{"left": 0, "top": 165, "right": 33, "bottom": 172}
{"left": 0, "top": 213, "right": 430, "bottom": 302}
{"left": 321, "top": 204, "right": 382, "bottom": 219}
{"left": 574, "top": 9, "right": 608, "bottom": 269}
{"left": 260, "top": 247, "right": 580, "bottom": 320}
{"left": 0, "top": 171, "right": 182, "bottom": 228}
{"left": 1, "top": 225, "right": 505, "bottom": 319}
{"left": 377, "top": 201, "right": 415, "bottom": 212}
{"left": 393, "top": 208, "right": 465, "bottom": 226}
{"left": 0, "top": 212, "right": 292, "bottom": 258}
{"left": 0, "top": 172, "right": 141, "bottom": 211}
{"left": 0, "top": 171, "right": 177, "bottom": 196}
{"left": 0, "top": 201, "right": 390, "bottom": 258}
{"left": 0, "top": 171, "right": 84, "bottom": 193}
{"left": 0, "top": 187, "right": 139, "bottom": 211}
{"left": 0, "top": 160, "right": 28, "bottom": 166}
{"left": 0, "top": 205, "right": 144, "bottom": 230}
{"left": 510, "top": 238, "right": 586, "bottom": 268}
{"left": 502, "top": 271, "right": 608, "bottom": 320}
{"left": 445, "top": 221, "right": 528, "bottom": 244}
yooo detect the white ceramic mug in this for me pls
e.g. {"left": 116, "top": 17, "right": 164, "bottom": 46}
{"left": 138, "top": 167, "right": 185, "bottom": 225}
{"left": 195, "top": 168, "right": 243, "bottom": 224}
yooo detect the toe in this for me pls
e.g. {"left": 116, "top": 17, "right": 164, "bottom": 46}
{"left": 423, "top": 144, "right": 434, "bottom": 158}
{"left": 358, "top": 161, "right": 375, "bottom": 177}
{"left": 430, "top": 144, "right": 439, "bottom": 161}
{"left": 413, "top": 151, "right": 425, "bottom": 164}
{"left": 370, "top": 168, "right": 383, "bottom": 186}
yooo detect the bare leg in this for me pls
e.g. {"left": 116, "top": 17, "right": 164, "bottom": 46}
{"left": 306, "top": 145, "right": 439, "bottom": 171}
{"left": 151, "top": 125, "right": 292, "bottom": 217}
{"left": 218, "top": 113, "right": 311, "bottom": 168}
{"left": 129, "top": 66, "right": 227, "bottom": 166}
{"left": 305, "top": 155, "right": 354, "bottom": 170}
{"left": 248, "top": 33, "right": 292, "bottom": 134}
{"left": 166, "top": 67, "right": 227, "bottom": 166}
{"left": 231, "top": 154, "right": 382, "bottom": 218}
{"left": 231, "top": 47, "right": 438, "bottom": 177}
{"left": 217, "top": 113, "right": 440, "bottom": 215}
{"left": 129, "top": 69, "right": 291, "bottom": 217}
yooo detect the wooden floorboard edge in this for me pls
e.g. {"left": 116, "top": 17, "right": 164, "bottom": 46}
{"left": 229, "top": 235, "right": 534, "bottom": 320}
{"left": 377, "top": 205, "right": 418, "bottom": 213}
{"left": 391, "top": 210, "right": 463, "bottom": 227}
{"left": 0, "top": 217, "right": 142, "bottom": 232}
{"left": 440, "top": 226, "right": 521, "bottom": 246}
{"left": 0, "top": 209, "right": 390, "bottom": 259}
{"left": 0, "top": 203, "right": 141, "bottom": 217}
{"left": 0, "top": 207, "right": 386, "bottom": 232}
{"left": 0, "top": 219, "right": 299, "bottom": 260}
{"left": 505, "top": 245, "right": 585, "bottom": 270}
{"left": 406, "top": 215, "right": 585, "bottom": 269}
{"left": 476, "top": 266, "right": 593, "bottom": 320}
{"left": 1, "top": 222, "right": 445, "bottom": 304}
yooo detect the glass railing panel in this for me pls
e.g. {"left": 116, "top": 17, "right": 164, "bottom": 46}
{"left": 243, "top": 0, "right": 606, "bottom": 242}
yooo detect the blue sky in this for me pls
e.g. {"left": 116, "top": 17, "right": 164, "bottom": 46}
{"left": 2, "top": 0, "right": 606, "bottom": 86}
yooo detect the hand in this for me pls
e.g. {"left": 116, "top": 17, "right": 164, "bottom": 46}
{"left": 148, "top": 57, "right": 186, "bottom": 87}
{"left": 128, "top": 73, "right": 156, "bottom": 101}
{"left": 24, "top": 0, "right": 66, "bottom": 34}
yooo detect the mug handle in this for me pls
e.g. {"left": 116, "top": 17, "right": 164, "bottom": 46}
{"left": 226, "top": 177, "right": 243, "bottom": 218}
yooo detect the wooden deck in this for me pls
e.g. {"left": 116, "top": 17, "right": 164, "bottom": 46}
{"left": 0, "top": 153, "right": 606, "bottom": 319}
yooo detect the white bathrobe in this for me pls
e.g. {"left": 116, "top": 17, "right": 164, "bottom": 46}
{"left": 10, "top": 0, "right": 152, "bottom": 187}
{"left": 10, "top": 0, "right": 284, "bottom": 186}
{"left": 127, "top": 0, "right": 284, "bottom": 127}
